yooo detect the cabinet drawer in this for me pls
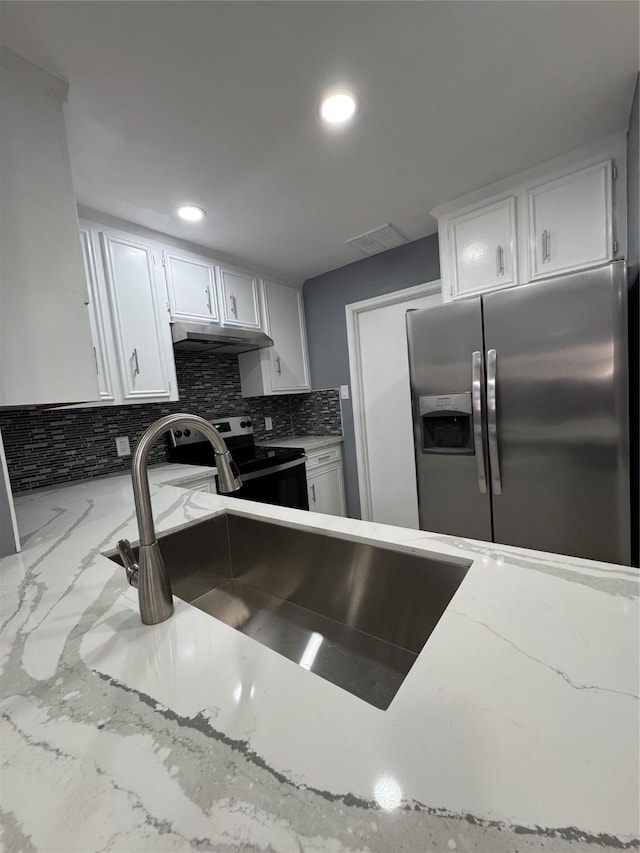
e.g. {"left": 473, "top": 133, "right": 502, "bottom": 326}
{"left": 306, "top": 445, "right": 341, "bottom": 470}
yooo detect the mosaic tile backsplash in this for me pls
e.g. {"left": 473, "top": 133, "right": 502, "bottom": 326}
{"left": 0, "top": 352, "right": 342, "bottom": 493}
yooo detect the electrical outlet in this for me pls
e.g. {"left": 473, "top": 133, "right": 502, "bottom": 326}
{"left": 340, "top": 385, "right": 350, "bottom": 400}
{"left": 264, "top": 416, "right": 273, "bottom": 431}
{"left": 115, "top": 436, "right": 131, "bottom": 457}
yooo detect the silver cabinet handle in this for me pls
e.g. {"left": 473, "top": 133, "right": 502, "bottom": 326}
{"left": 486, "top": 348, "right": 502, "bottom": 495}
{"left": 132, "top": 348, "right": 140, "bottom": 376}
{"left": 275, "top": 355, "right": 282, "bottom": 375}
{"left": 311, "top": 483, "right": 316, "bottom": 503}
{"left": 542, "top": 229, "right": 550, "bottom": 262}
{"left": 205, "top": 289, "right": 212, "bottom": 314}
{"left": 496, "top": 245, "right": 504, "bottom": 276}
{"left": 318, "top": 454, "right": 331, "bottom": 462}
{"left": 230, "top": 294, "right": 237, "bottom": 317}
{"left": 471, "top": 351, "right": 487, "bottom": 494}
{"left": 93, "top": 347, "right": 99, "bottom": 375}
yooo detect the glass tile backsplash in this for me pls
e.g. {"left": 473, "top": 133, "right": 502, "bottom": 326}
{"left": 0, "top": 352, "right": 342, "bottom": 493}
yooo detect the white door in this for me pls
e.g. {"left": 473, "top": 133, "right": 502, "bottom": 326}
{"left": 527, "top": 161, "right": 613, "bottom": 280}
{"left": 449, "top": 197, "right": 517, "bottom": 298}
{"left": 164, "top": 250, "right": 218, "bottom": 323}
{"left": 347, "top": 283, "right": 441, "bottom": 527}
{"left": 217, "top": 265, "right": 261, "bottom": 329}
{"left": 100, "top": 231, "right": 173, "bottom": 401}
{"left": 264, "top": 280, "right": 310, "bottom": 392}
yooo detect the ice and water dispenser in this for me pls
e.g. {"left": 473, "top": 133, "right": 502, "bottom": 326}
{"left": 418, "top": 393, "right": 474, "bottom": 454}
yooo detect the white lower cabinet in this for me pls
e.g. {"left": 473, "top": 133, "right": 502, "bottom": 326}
{"left": 239, "top": 279, "right": 310, "bottom": 396}
{"left": 163, "top": 473, "right": 217, "bottom": 493}
{"left": 305, "top": 445, "right": 346, "bottom": 517}
{"left": 79, "top": 222, "right": 178, "bottom": 407}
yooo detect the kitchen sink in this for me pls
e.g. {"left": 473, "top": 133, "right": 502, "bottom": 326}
{"left": 105, "top": 513, "right": 470, "bottom": 709}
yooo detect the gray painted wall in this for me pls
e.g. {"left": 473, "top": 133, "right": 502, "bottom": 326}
{"left": 302, "top": 235, "right": 440, "bottom": 518}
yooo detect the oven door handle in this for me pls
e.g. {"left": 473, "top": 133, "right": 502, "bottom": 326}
{"left": 237, "top": 457, "right": 306, "bottom": 483}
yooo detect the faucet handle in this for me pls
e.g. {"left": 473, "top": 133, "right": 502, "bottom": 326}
{"left": 117, "top": 539, "right": 139, "bottom": 588}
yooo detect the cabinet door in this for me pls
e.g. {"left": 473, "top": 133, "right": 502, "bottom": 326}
{"left": 527, "top": 161, "right": 612, "bottom": 280}
{"left": 79, "top": 228, "right": 116, "bottom": 402}
{"left": 217, "top": 265, "right": 261, "bottom": 329}
{"left": 307, "top": 464, "right": 346, "bottom": 517}
{"left": 264, "top": 280, "right": 310, "bottom": 392}
{"left": 164, "top": 250, "right": 218, "bottom": 323}
{"left": 100, "top": 231, "right": 173, "bottom": 401}
{"left": 449, "top": 198, "right": 517, "bottom": 299}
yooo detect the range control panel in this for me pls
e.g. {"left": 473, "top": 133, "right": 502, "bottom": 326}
{"left": 169, "top": 416, "right": 253, "bottom": 447}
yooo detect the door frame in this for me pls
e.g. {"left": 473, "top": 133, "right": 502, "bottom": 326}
{"left": 346, "top": 280, "right": 441, "bottom": 521}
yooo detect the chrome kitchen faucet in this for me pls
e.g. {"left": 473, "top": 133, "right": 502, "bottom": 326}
{"left": 117, "top": 413, "right": 241, "bottom": 625}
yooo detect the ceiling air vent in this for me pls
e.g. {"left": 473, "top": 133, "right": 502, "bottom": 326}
{"left": 345, "top": 223, "right": 408, "bottom": 257}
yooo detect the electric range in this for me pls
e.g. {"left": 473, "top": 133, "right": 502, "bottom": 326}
{"left": 168, "top": 416, "right": 309, "bottom": 510}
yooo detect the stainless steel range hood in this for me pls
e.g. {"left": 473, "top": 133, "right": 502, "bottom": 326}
{"left": 171, "top": 322, "right": 274, "bottom": 354}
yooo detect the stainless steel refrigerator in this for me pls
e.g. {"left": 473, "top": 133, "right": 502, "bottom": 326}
{"left": 407, "top": 260, "right": 631, "bottom": 565}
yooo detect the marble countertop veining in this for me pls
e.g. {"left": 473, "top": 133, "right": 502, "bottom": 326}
{"left": 1, "top": 466, "right": 638, "bottom": 852}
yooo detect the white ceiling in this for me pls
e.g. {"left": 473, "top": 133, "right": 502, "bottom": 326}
{"left": 1, "top": 1, "right": 638, "bottom": 281}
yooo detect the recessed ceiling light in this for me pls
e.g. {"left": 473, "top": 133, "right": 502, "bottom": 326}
{"left": 320, "top": 89, "right": 357, "bottom": 124}
{"left": 176, "top": 204, "right": 206, "bottom": 222}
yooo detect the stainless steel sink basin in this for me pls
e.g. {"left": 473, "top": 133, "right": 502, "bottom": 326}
{"left": 105, "top": 513, "right": 470, "bottom": 709}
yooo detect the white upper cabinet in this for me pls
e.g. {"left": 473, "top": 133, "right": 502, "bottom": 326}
{"left": 264, "top": 280, "right": 310, "bottom": 392}
{"left": 217, "top": 265, "right": 262, "bottom": 329}
{"left": 0, "top": 47, "right": 100, "bottom": 407}
{"left": 526, "top": 161, "right": 613, "bottom": 280}
{"left": 448, "top": 197, "right": 517, "bottom": 299}
{"left": 100, "top": 230, "right": 176, "bottom": 402}
{"left": 79, "top": 228, "right": 116, "bottom": 403}
{"left": 433, "top": 136, "right": 625, "bottom": 302}
{"left": 238, "top": 280, "right": 311, "bottom": 397}
{"left": 164, "top": 249, "right": 219, "bottom": 323}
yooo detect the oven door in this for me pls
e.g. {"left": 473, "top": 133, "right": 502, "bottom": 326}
{"left": 221, "top": 458, "right": 309, "bottom": 510}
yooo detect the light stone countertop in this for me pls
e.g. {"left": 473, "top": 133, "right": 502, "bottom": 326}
{"left": 1, "top": 466, "right": 638, "bottom": 852}
{"left": 257, "top": 435, "right": 343, "bottom": 453}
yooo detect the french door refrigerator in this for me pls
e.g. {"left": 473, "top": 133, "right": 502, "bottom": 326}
{"left": 407, "top": 260, "right": 631, "bottom": 565}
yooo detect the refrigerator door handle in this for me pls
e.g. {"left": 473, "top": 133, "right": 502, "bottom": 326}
{"left": 486, "top": 348, "right": 503, "bottom": 495}
{"left": 472, "top": 351, "right": 488, "bottom": 494}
